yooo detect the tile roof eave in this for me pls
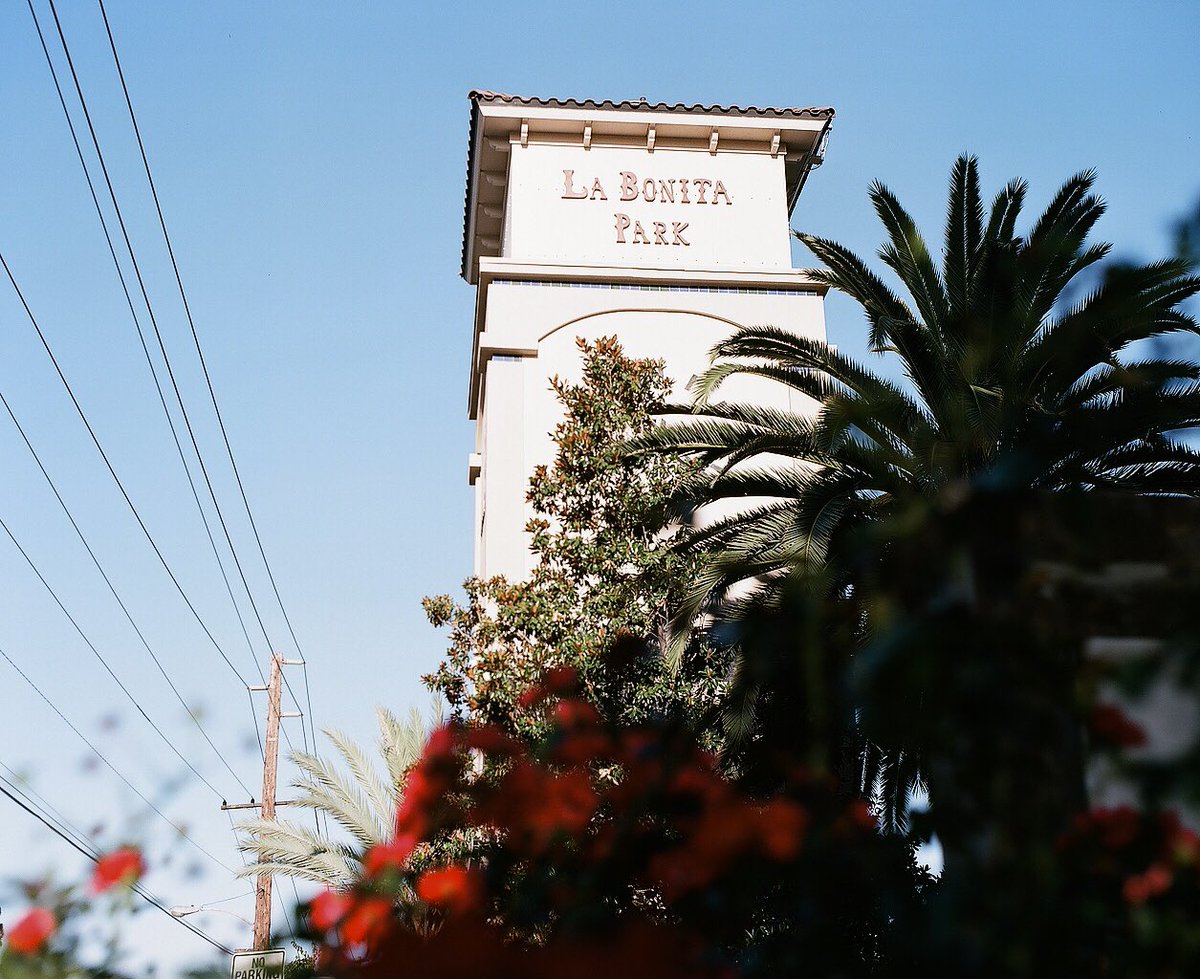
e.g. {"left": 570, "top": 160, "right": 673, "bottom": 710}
{"left": 469, "top": 90, "right": 836, "bottom": 121}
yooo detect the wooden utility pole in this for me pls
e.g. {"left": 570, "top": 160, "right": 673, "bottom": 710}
{"left": 252, "top": 651, "right": 282, "bottom": 951}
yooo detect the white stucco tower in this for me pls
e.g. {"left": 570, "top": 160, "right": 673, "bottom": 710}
{"left": 460, "top": 92, "right": 835, "bottom": 580}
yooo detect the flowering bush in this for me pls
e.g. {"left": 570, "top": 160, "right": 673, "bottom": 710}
{"left": 305, "top": 667, "right": 924, "bottom": 977}
{"left": 1, "top": 845, "right": 146, "bottom": 977}
{"left": 1052, "top": 806, "right": 1200, "bottom": 972}
{"left": 6, "top": 907, "right": 56, "bottom": 956}
{"left": 89, "top": 847, "right": 146, "bottom": 895}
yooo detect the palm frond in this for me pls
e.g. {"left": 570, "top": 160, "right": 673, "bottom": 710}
{"left": 943, "top": 154, "right": 984, "bottom": 316}
{"left": 236, "top": 818, "right": 362, "bottom": 888}
{"left": 236, "top": 706, "right": 437, "bottom": 890}
{"left": 870, "top": 180, "right": 950, "bottom": 338}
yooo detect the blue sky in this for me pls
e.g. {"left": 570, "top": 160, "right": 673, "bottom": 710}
{"left": 1, "top": 0, "right": 1197, "bottom": 970}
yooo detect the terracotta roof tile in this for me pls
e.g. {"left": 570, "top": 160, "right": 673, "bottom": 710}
{"left": 469, "top": 90, "right": 835, "bottom": 120}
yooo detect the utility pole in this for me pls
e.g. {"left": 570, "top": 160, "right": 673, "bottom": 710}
{"left": 253, "top": 651, "right": 282, "bottom": 951}
{"left": 222, "top": 652, "right": 306, "bottom": 952}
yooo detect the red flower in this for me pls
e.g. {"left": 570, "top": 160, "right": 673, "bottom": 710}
{"left": 340, "top": 896, "right": 394, "bottom": 947}
{"left": 1123, "top": 862, "right": 1173, "bottom": 904}
{"left": 517, "top": 683, "right": 548, "bottom": 708}
{"left": 396, "top": 755, "right": 455, "bottom": 838}
{"left": 6, "top": 907, "right": 55, "bottom": 955}
{"left": 553, "top": 698, "right": 600, "bottom": 729}
{"left": 464, "top": 724, "right": 518, "bottom": 756}
{"left": 1089, "top": 704, "right": 1147, "bottom": 749}
{"left": 529, "top": 769, "right": 597, "bottom": 844}
{"left": 846, "top": 799, "right": 879, "bottom": 833}
{"left": 517, "top": 666, "right": 580, "bottom": 710}
{"left": 91, "top": 846, "right": 145, "bottom": 894}
{"left": 416, "top": 865, "right": 483, "bottom": 916}
{"left": 1091, "top": 806, "right": 1142, "bottom": 849}
{"left": 483, "top": 762, "right": 599, "bottom": 853}
{"left": 650, "top": 849, "right": 713, "bottom": 900}
{"left": 668, "top": 765, "right": 727, "bottom": 805}
{"left": 422, "top": 723, "right": 458, "bottom": 761}
{"left": 553, "top": 729, "right": 614, "bottom": 767}
{"left": 688, "top": 801, "right": 759, "bottom": 863}
{"left": 363, "top": 832, "right": 420, "bottom": 876}
{"left": 544, "top": 665, "right": 580, "bottom": 694}
{"left": 309, "top": 889, "right": 352, "bottom": 931}
{"left": 758, "top": 799, "right": 810, "bottom": 862}
{"left": 399, "top": 767, "right": 438, "bottom": 815}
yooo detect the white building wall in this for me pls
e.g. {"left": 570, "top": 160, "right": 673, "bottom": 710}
{"left": 473, "top": 278, "right": 826, "bottom": 580}
{"left": 463, "top": 101, "right": 831, "bottom": 581}
{"left": 476, "top": 357, "right": 527, "bottom": 579}
{"left": 503, "top": 141, "right": 793, "bottom": 271}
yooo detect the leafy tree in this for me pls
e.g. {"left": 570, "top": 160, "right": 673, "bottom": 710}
{"left": 423, "top": 337, "right": 726, "bottom": 738}
{"left": 636, "top": 156, "right": 1200, "bottom": 642}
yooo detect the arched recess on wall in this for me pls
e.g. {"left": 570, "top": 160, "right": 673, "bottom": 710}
{"left": 537, "top": 307, "right": 746, "bottom": 345}
{"left": 529, "top": 306, "right": 797, "bottom": 453}
{"left": 536, "top": 307, "right": 762, "bottom": 408}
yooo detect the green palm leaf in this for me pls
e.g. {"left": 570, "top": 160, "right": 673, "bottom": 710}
{"left": 237, "top": 705, "right": 436, "bottom": 889}
{"left": 634, "top": 154, "right": 1200, "bottom": 829}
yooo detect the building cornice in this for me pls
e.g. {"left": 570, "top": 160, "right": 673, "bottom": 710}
{"left": 467, "top": 261, "right": 828, "bottom": 417}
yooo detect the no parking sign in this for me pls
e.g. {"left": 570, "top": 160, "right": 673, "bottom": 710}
{"left": 230, "top": 948, "right": 285, "bottom": 979}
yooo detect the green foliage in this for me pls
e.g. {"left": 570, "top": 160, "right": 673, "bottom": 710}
{"left": 637, "top": 156, "right": 1200, "bottom": 643}
{"left": 283, "top": 942, "right": 316, "bottom": 978}
{"left": 713, "top": 480, "right": 1200, "bottom": 976}
{"left": 423, "top": 337, "right": 728, "bottom": 737}
{"left": 237, "top": 706, "right": 431, "bottom": 888}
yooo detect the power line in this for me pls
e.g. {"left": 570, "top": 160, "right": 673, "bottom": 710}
{"left": 0, "top": 514, "right": 240, "bottom": 802}
{"left": 93, "top": 0, "right": 320, "bottom": 757}
{"left": 25, "top": 2, "right": 293, "bottom": 809}
{"left": 206, "top": 891, "right": 255, "bottom": 907}
{"left": 0, "top": 764, "right": 95, "bottom": 856}
{"left": 42, "top": 0, "right": 283, "bottom": 674}
{"left": 0, "top": 387, "right": 254, "bottom": 798}
{"left": 247, "top": 686, "right": 266, "bottom": 764}
{"left": 26, "top": 1, "right": 260, "bottom": 692}
{"left": 2, "top": 767, "right": 257, "bottom": 950}
{"left": 0, "top": 643, "right": 236, "bottom": 877}
{"left": 13, "top": 10, "right": 318, "bottom": 935}
{"left": 0, "top": 647, "right": 238, "bottom": 873}
{"left": 0, "top": 778, "right": 234, "bottom": 956}
{"left": 42, "top": 0, "right": 312, "bottom": 781}
{"left": 37, "top": 0, "right": 316, "bottom": 828}
{"left": 301, "top": 660, "right": 328, "bottom": 837}
{"left": 0, "top": 250, "right": 251, "bottom": 691}
{"left": 0, "top": 769, "right": 98, "bottom": 857}
{"left": 23, "top": 0, "right": 266, "bottom": 704}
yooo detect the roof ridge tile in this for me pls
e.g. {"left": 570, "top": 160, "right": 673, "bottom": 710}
{"left": 467, "top": 90, "right": 835, "bottom": 120}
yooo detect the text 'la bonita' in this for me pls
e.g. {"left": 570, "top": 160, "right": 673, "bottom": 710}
{"left": 560, "top": 170, "right": 733, "bottom": 246}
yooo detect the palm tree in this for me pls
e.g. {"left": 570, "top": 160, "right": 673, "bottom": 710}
{"left": 638, "top": 156, "right": 1200, "bottom": 647}
{"left": 237, "top": 706, "right": 433, "bottom": 889}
